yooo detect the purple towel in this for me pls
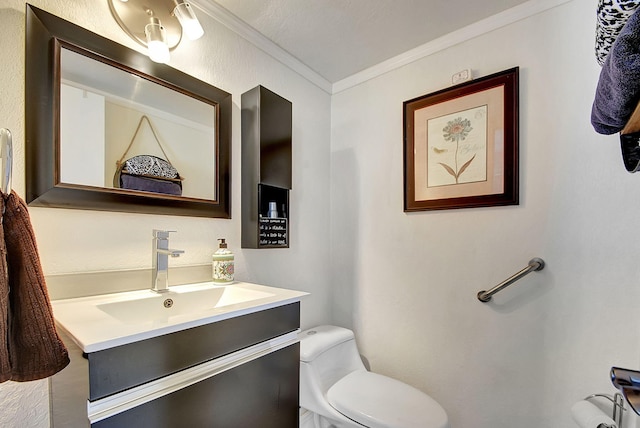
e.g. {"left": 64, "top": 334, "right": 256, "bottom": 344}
{"left": 592, "top": 7, "right": 640, "bottom": 134}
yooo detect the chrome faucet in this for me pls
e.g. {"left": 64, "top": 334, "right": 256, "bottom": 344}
{"left": 152, "top": 229, "right": 185, "bottom": 293}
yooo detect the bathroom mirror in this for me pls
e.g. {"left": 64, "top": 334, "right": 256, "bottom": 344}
{"left": 25, "top": 5, "right": 231, "bottom": 218}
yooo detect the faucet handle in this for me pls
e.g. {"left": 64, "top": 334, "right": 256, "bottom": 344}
{"left": 153, "top": 229, "right": 177, "bottom": 239}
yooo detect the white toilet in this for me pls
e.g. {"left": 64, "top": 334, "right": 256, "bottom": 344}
{"left": 299, "top": 325, "right": 450, "bottom": 428}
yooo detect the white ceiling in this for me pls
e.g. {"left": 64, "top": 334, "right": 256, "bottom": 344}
{"left": 209, "top": 0, "right": 532, "bottom": 84}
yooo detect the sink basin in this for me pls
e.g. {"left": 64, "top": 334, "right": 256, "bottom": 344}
{"left": 97, "top": 285, "right": 274, "bottom": 324}
{"left": 51, "top": 281, "right": 308, "bottom": 353}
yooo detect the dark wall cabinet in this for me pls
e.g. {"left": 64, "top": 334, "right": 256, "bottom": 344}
{"left": 50, "top": 303, "right": 301, "bottom": 428}
{"left": 241, "top": 86, "right": 292, "bottom": 248}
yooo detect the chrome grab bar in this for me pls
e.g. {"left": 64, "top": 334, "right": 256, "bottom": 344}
{"left": 477, "top": 258, "right": 545, "bottom": 302}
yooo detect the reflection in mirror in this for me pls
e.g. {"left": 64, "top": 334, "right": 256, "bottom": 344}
{"left": 60, "top": 48, "right": 216, "bottom": 200}
{"left": 25, "top": 5, "right": 231, "bottom": 218}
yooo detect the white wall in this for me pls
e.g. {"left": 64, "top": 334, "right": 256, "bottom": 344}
{"left": 331, "top": 1, "right": 640, "bottom": 427}
{"left": 60, "top": 84, "right": 105, "bottom": 187}
{"left": 0, "top": 0, "right": 331, "bottom": 426}
{"left": 2, "top": 0, "right": 638, "bottom": 427}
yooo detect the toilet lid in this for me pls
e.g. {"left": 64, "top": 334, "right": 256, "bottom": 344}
{"left": 327, "top": 371, "right": 449, "bottom": 428}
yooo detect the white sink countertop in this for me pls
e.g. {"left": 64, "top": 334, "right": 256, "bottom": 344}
{"left": 51, "top": 281, "right": 308, "bottom": 353}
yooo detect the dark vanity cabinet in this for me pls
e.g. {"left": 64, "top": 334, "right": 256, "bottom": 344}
{"left": 50, "top": 303, "right": 301, "bottom": 427}
{"left": 241, "top": 85, "right": 292, "bottom": 249}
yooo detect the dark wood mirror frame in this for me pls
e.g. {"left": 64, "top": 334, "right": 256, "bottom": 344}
{"left": 25, "top": 4, "right": 231, "bottom": 218}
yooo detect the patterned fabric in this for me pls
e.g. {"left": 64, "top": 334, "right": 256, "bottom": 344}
{"left": 596, "top": 0, "right": 640, "bottom": 65}
{"left": 123, "top": 155, "right": 180, "bottom": 180}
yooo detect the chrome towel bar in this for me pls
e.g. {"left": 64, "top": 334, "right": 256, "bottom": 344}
{"left": 0, "top": 128, "right": 12, "bottom": 195}
{"left": 477, "top": 258, "right": 545, "bottom": 302}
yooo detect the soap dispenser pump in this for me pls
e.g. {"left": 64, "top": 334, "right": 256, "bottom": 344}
{"left": 212, "top": 238, "right": 234, "bottom": 284}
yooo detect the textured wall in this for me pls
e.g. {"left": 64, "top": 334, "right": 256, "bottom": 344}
{"left": 330, "top": 1, "right": 640, "bottom": 427}
{"left": 0, "top": 380, "right": 49, "bottom": 427}
{"left": 0, "top": 4, "right": 49, "bottom": 427}
{"left": 0, "top": 0, "right": 331, "bottom": 425}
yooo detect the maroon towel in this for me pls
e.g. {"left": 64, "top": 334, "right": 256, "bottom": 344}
{"left": 0, "top": 197, "right": 10, "bottom": 382}
{"left": 3, "top": 191, "right": 68, "bottom": 381}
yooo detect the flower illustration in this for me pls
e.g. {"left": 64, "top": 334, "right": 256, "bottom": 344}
{"left": 437, "top": 117, "right": 475, "bottom": 184}
{"left": 443, "top": 117, "right": 472, "bottom": 143}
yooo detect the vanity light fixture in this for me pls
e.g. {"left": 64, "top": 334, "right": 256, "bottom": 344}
{"left": 145, "top": 17, "right": 170, "bottom": 63}
{"left": 108, "top": 0, "right": 204, "bottom": 63}
{"left": 172, "top": 1, "right": 204, "bottom": 40}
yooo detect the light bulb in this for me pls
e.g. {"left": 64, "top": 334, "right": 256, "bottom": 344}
{"left": 145, "top": 17, "right": 170, "bottom": 63}
{"left": 173, "top": 2, "right": 204, "bottom": 40}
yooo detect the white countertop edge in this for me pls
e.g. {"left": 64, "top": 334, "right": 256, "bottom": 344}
{"left": 52, "top": 281, "right": 309, "bottom": 353}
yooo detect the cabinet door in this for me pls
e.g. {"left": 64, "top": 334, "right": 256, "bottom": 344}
{"left": 92, "top": 343, "right": 299, "bottom": 428}
{"left": 89, "top": 302, "right": 300, "bottom": 400}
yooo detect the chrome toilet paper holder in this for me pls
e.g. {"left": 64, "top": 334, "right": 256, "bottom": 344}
{"left": 584, "top": 392, "right": 625, "bottom": 427}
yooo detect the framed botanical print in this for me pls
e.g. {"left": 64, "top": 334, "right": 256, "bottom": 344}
{"left": 403, "top": 67, "right": 519, "bottom": 211}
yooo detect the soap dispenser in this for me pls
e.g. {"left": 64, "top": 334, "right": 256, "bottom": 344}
{"left": 212, "top": 238, "right": 234, "bottom": 284}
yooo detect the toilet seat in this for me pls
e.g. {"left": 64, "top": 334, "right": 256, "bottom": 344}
{"left": 327, "top": 370, "right": 449, "bottom": 428}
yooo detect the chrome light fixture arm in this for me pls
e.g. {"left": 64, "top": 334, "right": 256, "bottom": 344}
{"left": 108, "top": 0, "right": 204, "bottom": 63}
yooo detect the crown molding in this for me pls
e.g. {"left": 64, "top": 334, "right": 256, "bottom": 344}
{"left": 197, "top": 0, "right": 571, "bottom": 95}
{"left": 195, "top": 0, "right": 333, "bottom": 93}
{"left": 332, "top": 0, "right": 572, "bottom": 93}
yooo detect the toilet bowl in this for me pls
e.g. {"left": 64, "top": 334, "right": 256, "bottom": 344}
{"left": 299, "top": 325, "right": 450, "bottom": 428}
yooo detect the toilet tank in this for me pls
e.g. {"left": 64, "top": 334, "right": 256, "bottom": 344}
{"left": 299, "top": 325, "right": 366, "bottom": 394}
